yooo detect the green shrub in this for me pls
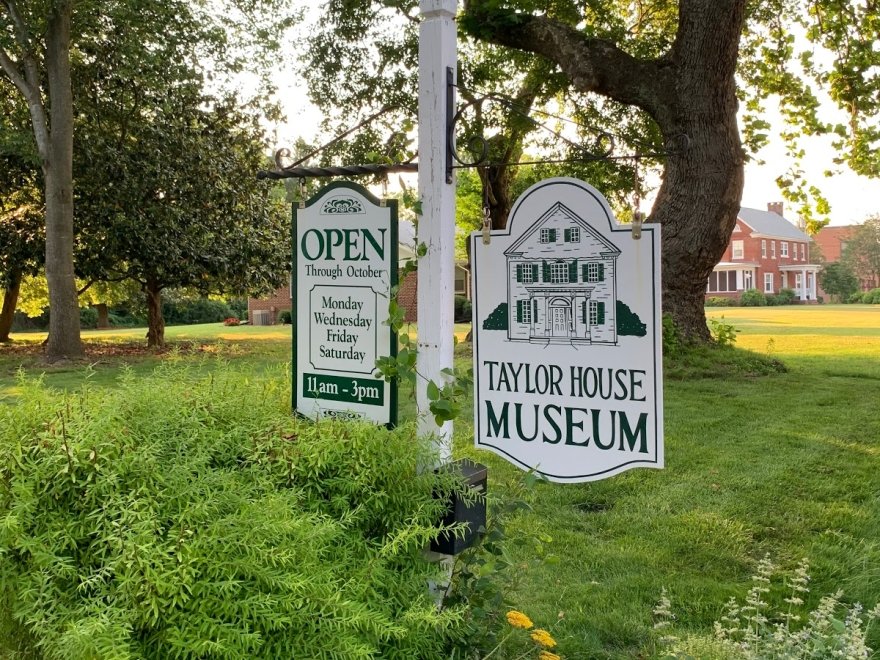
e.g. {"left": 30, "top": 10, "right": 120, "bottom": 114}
{"left": 775, "top": 287, "right": 798, "bottom": 305}
{"left": 226, "top": 297, "right": 248, "bottom": 320}
{"left": 454, "top": 295, "right": 472, "bottom": 323}
{"left": 739, "top": 289, "right": 766, "bottom": 307}
{"left": 848, "top": 291, "right": 865, "bottom": 304}
{"left": 864, "top": 287, "right": 880, "bottom": 304}
{"left": 705, "top": 296, "right": 736, "bottom": 307}
{"left": 0, "top": 365, "right": 466, "bottom": 659}
{"left": 708, "top": 315, "right": 739, "bottom": 347}
{"left": 107, "top": 311, "right": 140, "bottom": 327}
{"left": 161, "top": 297, "right": 233, "bottom": 325}
{"left": 662, "top": 313, "right": 680, "bottom": 357}
{"left": 278, "top": 309, "right": 292, "bottom": 324}
{"left": 79, "top": 306, "right": 98, "bottom": 329}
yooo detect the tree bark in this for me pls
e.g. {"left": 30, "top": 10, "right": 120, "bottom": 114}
{"left": 461, "top": 0, "right": 747, "bottom": 342}
{"left": 92, "top": 302, "right": 109, "bottom": 329}
{"left": 145, "top": 280, "right": 165, "bottom": 348}
{"left": 42, "top": 2, "right": 83, "bottom": 360}
{"left": 0, "top": 269, "right": 22, "bottom": 342}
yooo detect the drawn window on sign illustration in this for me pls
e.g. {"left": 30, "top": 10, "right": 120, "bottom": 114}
{"left": 565, "top": 227, "right": 580, "bottom": 243}
{"left": 550, "top": 261, "right": 568, "bottom": 283}
{"left": 540, "top": 228, "right": 556, "bottom": 243}
{"left": 583, "top": 262, "right": 605, "bottom": 283}
{"left": 516, "top": 299, "right": 536, "bottom": 324}
{"left": 516, "top": 263, "right": 537, "bottom": 283}
{"left": 589, "top": 300, "right": 605, "bottom": 326}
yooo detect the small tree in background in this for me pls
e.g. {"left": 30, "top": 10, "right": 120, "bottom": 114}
{"left": 841, "top": 217, "right": 880, "bottom": 292}
{"left": 819, "top": 261, "right": 859, "bottom": 303}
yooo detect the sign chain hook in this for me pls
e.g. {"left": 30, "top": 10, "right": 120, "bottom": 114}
{"left": 481, "top": 167, "right": 491, "bottom": 245}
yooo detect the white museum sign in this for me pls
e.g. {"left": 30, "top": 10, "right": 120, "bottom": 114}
{"left": 471, "top": 178, "right": 663, "bottom": 482}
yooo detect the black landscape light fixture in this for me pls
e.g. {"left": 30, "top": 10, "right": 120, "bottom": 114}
{"left": 431, "top": 459, "right": 488, "bottom": 555}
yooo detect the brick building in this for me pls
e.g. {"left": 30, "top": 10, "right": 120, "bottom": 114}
{"left": 707, "top": 203, "right": 819, "bottom": 302}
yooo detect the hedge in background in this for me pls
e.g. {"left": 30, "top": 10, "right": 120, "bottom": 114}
{"left": 0, "top": 364, "right": 465, "bottom": 659}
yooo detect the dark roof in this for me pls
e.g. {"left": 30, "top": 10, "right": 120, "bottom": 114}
{"left": 738, "top": 207, "right": 810, "bottom": 241}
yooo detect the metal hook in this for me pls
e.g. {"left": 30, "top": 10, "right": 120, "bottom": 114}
{"left": 632, "top": 211, "right": 643, "bottom": 240}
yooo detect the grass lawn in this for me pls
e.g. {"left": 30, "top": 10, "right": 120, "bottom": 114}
{"left": 1, "top": 309, "right": 878, "bottom": 658}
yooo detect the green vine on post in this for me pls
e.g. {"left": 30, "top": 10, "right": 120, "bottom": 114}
{"left": 373, "top": 188, "right": 472, "bottom": 427}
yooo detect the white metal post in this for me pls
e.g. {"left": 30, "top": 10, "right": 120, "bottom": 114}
{"left": 417, "top": 0, "right": 457, "bottom": 462}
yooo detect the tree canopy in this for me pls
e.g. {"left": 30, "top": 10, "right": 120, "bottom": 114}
{"left": 0, "top": 0, "right": 296, "bottom": 356}
{"left": 298, "top": 0, "right": 880, "bottom": 341}
{"left": 842, "top": 217, "right": 880, "bottom": 292}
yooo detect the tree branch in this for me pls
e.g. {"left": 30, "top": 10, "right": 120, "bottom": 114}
{"left": 460, "top": 2, "right": 667, "bottom": 117}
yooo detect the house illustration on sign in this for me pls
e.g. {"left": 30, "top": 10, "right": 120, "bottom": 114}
{"left": 504, "top": 201, "right": 620, "bottom": 345}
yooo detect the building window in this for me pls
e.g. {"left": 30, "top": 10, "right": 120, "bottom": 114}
{"left": 800, "top": 243, "right": 805, "bottom": 261}
{"left": 795, "top": 273, "right": 803, "bottom": 291}
{"left": 764, "top": 273, "right": 774, "bottom": 293}
{"left": 744, "top": 271, "right": 753, "bottom": 290}
{"left": 564, "top": 227, "right": 580, "bottom": 242}
{"left": 781, "top": 241, "right": 789, "bottom": 257}
{"left": 761, "top": 240, "right": 767, "bottom": 258}
{"left": 589, "top": 300, "right": 605, "bottom": 325}
{"left": 540, "top": 228, "right": 556, "bottom": 243}
{"left": 771, "top": 241, "right": 776, "bottom": 259}
{"left": 732, "top": 240, "right": 744, "bottom": 259}
{"left": 550, "top": 262, "right": 568, "bottom": 283}
{"left": 707, "top": 271, "right": 738, "bottom": 293}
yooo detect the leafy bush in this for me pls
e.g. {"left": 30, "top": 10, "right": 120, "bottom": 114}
{"left": 226, "top": 297, "right": 248, "bottom": 320}
{"left": 739, "top": 289, "right": 766, "bottom": 307}
{"left": 454, "top": 295, "right": 472, "bottom": 323}
{"left": 107, "top": 311, "right": 141, "bottom": 327}
{"left": 79, "top": 306, "right": 98, "bottom": 329}
{"left": 161, "top": 297, "right": 233, "bottom": 325}
{"left": 705, "top": 296, "right": 737, "bottom": 307}
{"left": 864, "top": 287, "right": 880, "bottom": 304}
{"left": 848, "top": 291, "right": 865, "bottom": 304}
{"left": 0, "top": 366, "right": 467, "bottom": 659}
{"left": 278, "top": 309, "right": 292, "bottom": 324}
{"left": 662, "top": 313, "right": 680, "bottom": 357}
{"left": 708, "top": 315, "right": 739, "bottom": 347}
{"left": 774, "top": 287, "right": 799, "bottom": 305}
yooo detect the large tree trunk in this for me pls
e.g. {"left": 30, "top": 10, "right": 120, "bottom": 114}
{"left": 43, "top": 2, "right": 83, "bottom": 361}
{"left": 0, "top": 269, "right": 22, "bottom": 342}
{"left": 462, "top": 0, "right": 748, "bottom": 342}
{"left": 92, "top": 303, "right": 110, "bottom": 329}
{"left": 145, "top": 280, "right": 165, "bottom": 348}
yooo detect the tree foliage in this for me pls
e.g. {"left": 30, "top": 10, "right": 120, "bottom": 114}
{"left": 74, "top": 88, "right": 289, "bottom": 347}
{"left": 818, "top": 261, "right": 859, "bottom": 303}
{"left": 841, "top": 217, "right": 880, "bottom": 291}
{"left": 0, "top": 0, "right": 298, "bottom": 355}
{"left": 296, "top": 0, "right": 880, "bottom": 341}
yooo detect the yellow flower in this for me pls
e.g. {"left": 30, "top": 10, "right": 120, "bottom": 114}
{"left": 530, "top": 628, "right": 557, "bottom": 648}
{"left": 506, "top": 610, "right": 534, "bottom": 629}
{"left": 538, "top": 651, "right": 561, "bottom": 660}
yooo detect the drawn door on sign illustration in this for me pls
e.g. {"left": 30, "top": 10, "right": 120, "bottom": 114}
{"left": 550, "top": 300, "right": 569, "bottom": 337}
